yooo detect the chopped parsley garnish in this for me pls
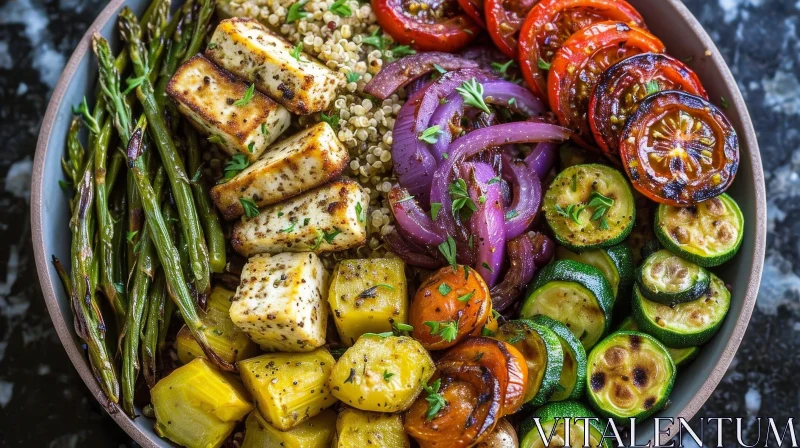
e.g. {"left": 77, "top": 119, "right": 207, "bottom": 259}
{"left": 247, "top": 142, "right": 255, "bottom": 153}
{"left": 422, "top": 379, "right": 447, "bottom": 421}
{"left": 286, "top": 0, "right": 309, "bottom": 23}
{"left": 439, "top": 97, "right": 449, "bottom": 105}
{"left": 424, "top": 320, "right": 458, "bottom": 342}
{"left": 362, "top": 332, "right": 393, "bottom": 338}
{"left": 587, "top": 190, "right": 614, "bottom": 230}
{"left": 418, "top": 125, "right": 442, "bottom": 144}
{"left": 355, "top": 202, "right": 366, "bottom": 224}
{"left": 329, "top": 0, "right": 352, "bottom": 17}
{"left": 240, "top": 198, "right": 260, "bottom": 217}
{"left": 312, "top": 228, "right": 342, "bottom": 250}
{"left": 481, "top": 262, "right": 494, "bottom": 273}
{"left": 346, "top": 72, "right": 361, "bottom": 83}
{"left": 233, "top": 83, "right": 255, "bottom": 106}
{"left": 396, "top": 195, "right": 415, "bottom": 203}
{"left": 208, "top": 134, "right": 225, "bottom": 145}
{"left": 505, "top": 209, "right": 518, "bottom": 219}
{"left": 491, "top": 59, "right": 516, "bottom": 75}
{"left": 433, "top": 64, "right": 447, "bottom": 74}
{"left": 393, "top": 322, "right": 414, "bottom": 332}
{"left": 290, "top": 42, "right": 304, "bottom": 62}
{"left": 362, "top": 29, "right": 387, "bottom": 51}
{"left": 261, "top": 122, "right": 269, "bottom": 135}
{"left": 508, "top": 97, "right": 516, "bottom": 106}
{"left": 280, "top": 219, "right": 298, "bottom": 233}
{"left": 456, "top": 78, "right": 491, "bottom": 114}
{"left": 645, "top": 80, "right": 660, "bottom": 96}
{"left": 438, "top": 236, "right": 458, "bottom": 271}
{"left": 554, "top": 203, "right": 582, "bottom": 224}
{"left": 468, "top": 235, "right": 474, "bottom": 250}
{"left": 383, "top": 370, "right": 395, "bottom": 382}
{"left": 481, "top": 326, "right": 495, "bottom": 337}
{"left": 488, "top": 176, "right": 501, "bottom": 185}
{"left": 438, "top": 283, "right": 452, "bottom": 296}
{"left": 390, "top": 45, "right": 416, "bottom": 58}
{"left": 442, "top": 152, "right": 449, "bottom": 159}
{"left": 207, "top": 42, "right": 217, "bottom": 50}
{"left": 456, "top": 290, "right": 475, "bottom": 303}
{"left": 303, "top": 217, "right": 311, "bottom": 226}
{"left": 720, "top": 96, "right": 729, "bottom": 109}
{"left": 537, "top": 58, "right": 551, "bottom": 70}
{"left": 222, "top": 154, "right": 249, "bottom": 180}
{"left": 114, "top": 283, "right": 125, "bottom": 294}
{"left": 320, "top": 113, "right": 340, "bottom": 129}
{"left": 449, "top": 178, "right": 477, "bottom": 217}
{"left": 430, "top": 202, "right": 442, "bottom": 220}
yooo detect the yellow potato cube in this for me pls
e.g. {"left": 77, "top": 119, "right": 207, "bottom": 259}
{"left": 241, "top": 408, "right": 336, "bottom": 448}
{"left": 332, "top": 407, "right": 410, "bottom": 448}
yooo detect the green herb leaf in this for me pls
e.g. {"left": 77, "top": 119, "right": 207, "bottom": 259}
{"left": 396, "top": 195, "right": 415, "bottom": 203}
{"left": 291, "top": 42, "right": 304, "bottom": 62}
{"left": 280, "top": 219, "right": 298, "bottom": 233}
{"left": 323, "top": 228, "right": 341, "bottom": 243}
{"left": 355, "top": 202, "right": 366, "bottom": 224}
{"left": 383, "top": 370, "right": 395, "bottom": 382}
{"left": 586, "top": 190, "right": 614, "bottom": 229}
{"left": 393, "top": 322, "right": 414, "bottom": 332}
{"left": 207, "top": 42, "right": 217, "bottom": 50}
{"left": 303, "top": 217, "right": 311, "bottom": 226}
{"left": 423, "top": 379, "right": 447, "bottom": 421}
{"left": 362, "top": 29, "right": 386, "bottom": 51}
{"left": 508, "top": 97, "right": 516, "bottom": 106}
{"left": 233, "top": 83, "right": 256, "bottom": 106}
{"left": 126, "top": 231, "right": 138, "bottom": 242}
{"left": 346, "top": 72, "right": 361, "bottom": 83}
{"left": 456, "top": 78, "right": 491, "bottom": 114}
{"left": 358, "top": 283, "right": 396, "bottom": 299}
{"left": 508, "top": 329, "right": 526, "bottom": 344}
{"left": 123, "top": 74, "right": 147, "bottom": 95}
{"left": 491, "top": 59, "right": 516, "bottom": 75}
{"left": 479, "top": 195, "right": 487, "bottom": 204}
{"left": 419, "top": 125, "right": 442, "bottom": 144}
{"left": 329, "top": 0, "right": 352, "bottom": 17}
{"left": 222, "top": 154, "right": 249, "bottom": 180}
{"left": 456, "top": 290, "right": 475, "bottom": 303}
{"left": 247, "top": 141, "right": 255, "bottom": 153}
{"left": 442, "top": 152, "right": 449, "bottom": 159}
{"left": 537, "top": 58, "right": 551, "bottom": 70}
{"left": 433, "top": 64, "right": 447, "bottom": 74}
{"left": 720, "top": 96, "right": 729, "bottom": 109}
{"left": 261, "top": 122, "right": 269, "bottom": 135}
{"left": 438, "top": 283, "right": 452, "bottom": 296}
{"left": 114, "top": 283, "right": 125, "bottom": 294}
{"left": 481, "top": 262, "right": 494, "bottom": 273}
{"left": 362, "top": 332, "right": 394, "bottom": 338}
{"left": 320, "top": 113, "right": 340, "bottom": 129}
{"left": 438, "top": 236, "right": 458, "bottom": 271}
{"left": 424, "top": 320, "right": 458, "bottom": 342}
{"left": 240, "top": 198, "right": 260, "bottom": 217}
{"left": 71, "top": 96, "right": 100, "bottom": 134}
{"left": 391, "top": 45, "right": 416, "bottom": 58}
{"left": 505, "top": 209, "right": 518, "bottom": 219}
{"left": 430, "top": 202, "right": 442, "bottom": 220}
{"left": 488, "top": 176, "right": 501, "bottom": 185}
{"left": 645, "top": 80, "right": 659, "bottom": 96}
{"left": 286, "top": 0, "right": 309, "bottom": 23}
{"left": 554, "top": 203, "right": 582, "bottom": 224}
{"left": 439, "top": 97, "right": 449, "bottom": 105}
{"left": 208, "top": 134, "right": 225, "bottom": 145}
{"left": 449, "top": 178, "right": 477, "bottom": 217}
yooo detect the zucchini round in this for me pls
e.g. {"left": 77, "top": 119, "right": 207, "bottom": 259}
{"left": 655, "top": 193, "right": 744, "bottom": 267}
{"left": 521, "top": 260, "right": 615, "bottom": 350}
{"left": 495, "top": 320, "right": 564, "bottom": 406}
{"left": 632, "top": 274, "right": 730, "bottom": 348}
{"left": 616, "top": 317, "right": 699, "bottom": 368}
{"left": 635, "top": 250, "right": 710, "bottom": 305}
{"left": 519, "top": 401, "right": 608, "bottom": 448}
{"left": 529, "top": 315, "right": 587, "bottom": 402}
{"left": 555, "top": 244, "right": 634, "bottom": 301}
{"left": 544, "top": 164, "right": 636, "bottom": 251}
{"left": 586, "top": 331, "right": 675, "bottom": 423}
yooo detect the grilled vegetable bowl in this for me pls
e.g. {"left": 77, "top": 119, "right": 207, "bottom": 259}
{"left": 32, "top": 0, "right": 765, "bottom": 446}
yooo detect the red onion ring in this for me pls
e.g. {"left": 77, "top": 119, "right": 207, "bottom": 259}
{"left": 463, "top": 162, "right": 506, "bottom": 287}
{"left": 388, "top": 186, "right": 445, "bottom": 246}
{"left": 501, "top": 155, "right": 542, "bottom": 239}
{"left": 489, "top": 234, "right": 536, "bottom": 312}
{"left": 384, "top": 230, "right": 443, "bottom": 270}
{"left": 524, "top": 142, "right": 559, "bottom": 179}
{"left": 364, "top": 52, "right": 480, "bottom": 100}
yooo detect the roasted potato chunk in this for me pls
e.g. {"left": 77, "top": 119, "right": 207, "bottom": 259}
{"left": 241, "top": 408, "right": 336, "bottom": 448}
{"left": 333, "top": 407, "right": 410, "bottom": 448}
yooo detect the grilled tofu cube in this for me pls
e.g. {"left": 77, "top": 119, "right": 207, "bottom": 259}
{"left": 205, "top": 18, "right": 345, "bottom": 115}
{"left": 241, "top": 408, "right": 336, "bottom": 448}
{"left": 151, "top": 358, "right": 254, "bottom": 448}
{"left": 210, "top": 122, "right": 349, "bottom": 220}
{"left": 232, "top": 180, "right": 368, "bottom": 257}
{"left": 328, "top": 258, "right": 409, "bottom": 346}
{"left": 238, "top": 349, "right": 337, "bottom": 431}
{"left": 230, "top": 252, "right": 329, "bottom": 352}
{"left": 166, "top": 54, "right": 291, "bottom": 161}
{"left": 176, "top": 286, "right": 260, "bottom": 365}
{"left": 332, "top": 408, "right": 410, "bottom": 448}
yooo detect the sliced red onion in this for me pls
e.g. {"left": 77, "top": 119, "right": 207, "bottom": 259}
{"left": 405, "top": 75, "right": 431, "bottom": 97}
{"left": 384, "top": 230, "right": 442, "bottom": 270}
{"left": 428, "top": 81, "right": 547, "bottom": 161}
{"left": 364, "top": 52, "right": 480, "bottom": 99}
{"left": 489, "top": 234, "right": 536, "bottom": 312}
{"left": 393, "top": 69, "right": 495, "bottom": 203}
{"left": 431, "top": 122, "right": 570, "bottom": 242}
{"left": 388, "top": 186, "right": 445, "bottom": 246}
{"left": 463, "top": 162, "right": 505, "bottom": 287}
{"left": 501, "top": 156, "right": 542, "bottom": 239}
{"left": 529, "top": 231, "right": 555, "bottom": 265}
{"left": 525, "top": 142, "right": 559, "bottom": 179}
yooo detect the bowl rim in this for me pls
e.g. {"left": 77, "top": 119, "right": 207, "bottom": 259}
{"left": 31, "top": 0, "right": 766, "bottom": 446}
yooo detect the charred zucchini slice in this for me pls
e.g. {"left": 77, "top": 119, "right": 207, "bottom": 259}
{"left": 635, "top": 250, "right": 710, "bottom": 305}
{"left": 586, "top": 331, "right": 675, "bottom": 423}
{"left": 496, "top": 320, "right": 564, "bottom": 406}
{"left": 655, "top": 193, "right": 744, "bottom": 267}
{"left": 529, "top": 315, "right": 588, "bottom": 402}
{"left": 543, "top": 164, "right": 636, "bottom": 250}
{"left": 521, "top": 260, "right": 614, "bottom": 350}
{"left": 519, "top": 401, "right": 608, "bottom": 448}
{"left": 617, "top": 317, "right": 699, "bottom": 368}
{"left": 632, "top": 274, "right": 730, "bottom": 348}
{"left": 556, "top": 244, "right": 634, "bottom": 301}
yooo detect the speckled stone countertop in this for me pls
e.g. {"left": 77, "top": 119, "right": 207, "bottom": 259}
{"left": 0, "top": 0, "right": 798, "bottom": 445}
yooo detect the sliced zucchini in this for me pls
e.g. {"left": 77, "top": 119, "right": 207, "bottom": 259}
{"left": 521, "top": 260, "right": 614, "bottom": 350}
{"left": 556, "top": 244, "right": 634, "bottom": 300}
{"left": 635, "top": 250, "right": 710, "bottom": 305}
{"left": 586, "top": 331, "right": 675, "bottom": 423}
{"left": 496, "top": 320, "right": 564, "bottom": 406}
{"left": 529, "top": 315, "right": 587, "bottom": 402}
{"left": 616, "top": 317, "right": 699, "bottom": 368}
{"left": 543, "top": 164, "right": 636, "bottom": 250}
{"left": 632, "top": 274, "right": 730, "bottom": 348}
{"left": 519, "top": 401, "right": 607, "bottom": 448}
{"left": 655, "top": 193, "right": 744, "bottom": 267}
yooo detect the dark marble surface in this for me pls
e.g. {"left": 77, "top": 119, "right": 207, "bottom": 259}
{"left": 0, "top": 0, "right": 798, "bottom": 446}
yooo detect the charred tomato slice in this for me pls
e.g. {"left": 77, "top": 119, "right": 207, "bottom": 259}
{"left": 485, "top": 0, "right": 541, "bottom": 58}
{"left": 458, "top": 0, "right": 487, "bottom": 27}
{"left": 372, "top": 0, "right": 481, "bottom": 52}
{"left": 548, "top": 21, "right": 665, "bottom": 149}
{"left": 519, "top": 0, "right": 645, "bottom": 99}
{"left": 619, "top": 91, "right": 739, "bottom": 206}
{"left": 589, "top": 53, "right": 708, "bottom": 155}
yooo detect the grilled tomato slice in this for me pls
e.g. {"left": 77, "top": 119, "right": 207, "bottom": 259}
{"left": 589, "top": 53, "right": 708, "bottom": 155}
{"left": 548, "top": 21, "right": 665, "bottom": 149}
{"left": 372, "top": 0, "right": 481, "bottom": 52}
{"left": 619, "top": 91, "right": 739, "bottom": 206}
{"left": 485, "top": 0, "right": 541, "bottom": 57}
{"left": 458, "top": 0, "right": 486, "bottom": 27}
{"left": 519, "top": 0, "right": 645, "bottom": 99}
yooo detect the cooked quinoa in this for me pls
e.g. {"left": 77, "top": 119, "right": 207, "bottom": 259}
{"left": 218, "top": 0, "right": 406, "bottom": 260}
